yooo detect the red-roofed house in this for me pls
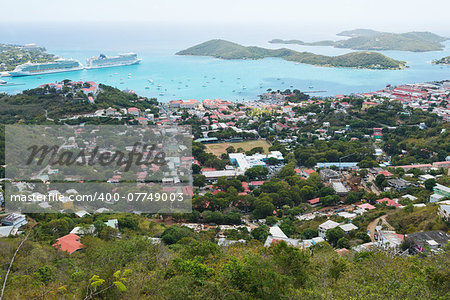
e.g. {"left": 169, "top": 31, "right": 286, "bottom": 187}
{"left": 53, "top": 233, "right": 84, "bottom": 254}
{"left": 301, "top": 169, "right": 315, "bottom": 178}
{"left": 378, "top": 170, "right": 393, "bottom": 177}
{"left": 242, "top": 182, "right": 250, "bottom": 193}
{"left": 362, "top": 101, "right": 379, "bottom": 110}
{"left": 127, "top": 107, "right": 140, "bottom": 116}
{"left": 308, "top": 197, "right": 321, "bottom": 207}
{"left": 357, "top": 203, "right": 376, "bottom": 210}
{"left": 376, "top": 198, "right": 400, "bottom": 208}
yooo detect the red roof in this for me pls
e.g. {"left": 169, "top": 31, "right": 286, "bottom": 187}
{"left": 304, "top": 169, "right": 315, "bottom": 175}
{"left": 52, "top": 233, "right": 84, "bottom": 254}
{"left": 358, "top": 203, "right": 376, "bottom": 210}
{"left": 378, "top": 170, "right": 393, "bottom": 177}
{"left": 308, "top": 197, "right": 320, "bottom": 205}
{"left": 250, "top": 181, "right": 265, "bottom": 186}
{"left": 376, "top": 198, "right": 400, "bottom": 207}
{"left": 242, "top": 182, "right": 250, "bottom": 193}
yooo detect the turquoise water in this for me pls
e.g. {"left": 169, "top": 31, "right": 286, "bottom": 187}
{"left": 1, "top": 23, "right": 450, "bottom": 102}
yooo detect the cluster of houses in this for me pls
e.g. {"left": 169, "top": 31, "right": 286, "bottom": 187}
{"left": 39, "top": 81, "right": 100, "bottom": 103}
{"left": 354, "top": 81, "right": 450, "bottom": 121}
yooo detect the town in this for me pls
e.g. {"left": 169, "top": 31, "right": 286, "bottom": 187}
{"left": 0, "top": 79, "right": 449, "bottom": 298}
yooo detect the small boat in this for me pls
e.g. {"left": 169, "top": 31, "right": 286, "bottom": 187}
{"left": 148, "top": 79, "right": 153, "bottom": 83}
{"left": 145, "top": 86, "right": 150, "bottom": 89}
{"left": 120, "top": 82, "right": 124, "bottom": 84}
{"left": 0, "top": 79, "right": 7, "bottom": 85}
{"left": 309, "top": 86, "right": 314, "bottom": 89}
{"left": 159, "top": 92, "right": 165, "bottom": 96}
{"left": 242, "top": 86, "right": 246, "bottom": 89}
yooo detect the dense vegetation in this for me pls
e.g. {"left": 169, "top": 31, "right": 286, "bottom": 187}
{"left": 0, "top": 215, "right": 448, "bottom": 299}
{"left": 177, "top": 39, "right": 407, "bottom": 69}
{"left": 0, "top": 44, "right": 55, "bottom": 71}
{"left": 270, "top": 29, "right": 448, "bottom": 52}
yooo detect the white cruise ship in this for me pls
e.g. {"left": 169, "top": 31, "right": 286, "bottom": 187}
{"left": 85, "top": 53, "right": 141, "bottom": 69}
{"left": 9, "top": 58, "right": 83, "bottom": 77}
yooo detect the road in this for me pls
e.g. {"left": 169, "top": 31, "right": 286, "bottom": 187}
{"left": 367, "top": 214, "right": 394, "bottom": 242}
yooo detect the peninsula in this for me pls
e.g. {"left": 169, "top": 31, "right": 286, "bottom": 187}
{"left": 176, "top": 39, "right": 406, "bottom": 69}
{"left": 270, "top": 29, "right": 448, "bottom": 52}
{"left": 0, "top": 43, "right": 55, "bottom": 72}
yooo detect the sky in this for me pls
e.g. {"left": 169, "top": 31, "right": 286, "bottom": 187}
{"left": 2, "top": 0, "right": 450, "bottom": 36}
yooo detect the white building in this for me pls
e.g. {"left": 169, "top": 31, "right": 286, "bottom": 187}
{"left": 318, "top": 220, "right": 340, "bottom": 238}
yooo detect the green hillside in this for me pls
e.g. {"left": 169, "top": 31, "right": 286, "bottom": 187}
{"left": 176, "top": 39, "right": 406, "bottom": 69}
{"left": 0, "top": 44, "right": 56, "bottom": 71}
{"left": 270, "top": 29, "right": 448, "bottom": 52}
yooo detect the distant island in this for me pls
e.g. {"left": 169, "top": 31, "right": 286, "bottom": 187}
{"left": 176, "top": 39, "right": 406, "bottom": 70}
{"left": 270, "top": 29, "right": 448, "bottom": 52}
{"left": 0, "top": 43, "right": 55, "bottom": 72}
{"left": 433, "top": 56, "right": 450, "bottom": 65}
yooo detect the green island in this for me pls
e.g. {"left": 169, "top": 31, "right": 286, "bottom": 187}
{"left": 176, "top": 39, "right": 406, "bottom": 69}
{"left": 433, "top": 56, "right": 450, "bottom": 65}
{"left": 270, "top": 29, "right": 449, "bottom": 52}
{"left": 0, "top": 43, "right": 56, "bottom": 72}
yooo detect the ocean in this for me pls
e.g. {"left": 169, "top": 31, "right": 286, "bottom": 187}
{"left": 1, "top": 22, "right": 450, "bottom": 102}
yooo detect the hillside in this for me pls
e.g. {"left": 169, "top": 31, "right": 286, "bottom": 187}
{"left": 176, "top": 39, "right": 406, "bottom": 69}
{"left": 270, "top": 29, "right": 448, "bottom": 52}
{"left": 433, "top": 56, "right": 450, "bottom": 65}
{"left": 0, "top": 43, "right": 56, "bottom": 72}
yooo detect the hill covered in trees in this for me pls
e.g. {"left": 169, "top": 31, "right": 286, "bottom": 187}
{"left": 177, "top": 39, "right": 406, "bottom": 69}
{"left": 270, "top": 29, "right": 448, "bottom": 52}
{"left": 0, "top": 43, "right": 56, "bottom": 72}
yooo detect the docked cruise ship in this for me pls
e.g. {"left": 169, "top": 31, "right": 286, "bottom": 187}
{"left": 9, "top": 58, "right": 83, "bottom": 77}
{"left": 85, "top": 53, "right": 141, "bottom": 69}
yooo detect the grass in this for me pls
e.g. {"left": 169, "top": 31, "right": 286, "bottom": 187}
{"left": 204, "top": 139, "right": 272, "bottom": 157}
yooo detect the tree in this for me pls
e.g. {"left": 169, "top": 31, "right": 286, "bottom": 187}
{"left": 375, "top": 174, "right": 388, "bottom": 189}
{"left": 226, "top": 146, "right": 235, "bottom": 153}
{"left": 253, "top": 200, "right": 275, "bottom": 219}
{"left": 193, "top": 174, "right": 206, "bottom": 187}
{"left": 99, "top": 226, "right": 119, "bottom": 241}
{"left": 245, "top": 166, "right": 269, "bottom": 180}
{"left": 192, "top": 164, "right": 201, "bottom": 174}
{"left": 326, "top": 227, "right": 345, "bottom": 246}
{"left": 118, "top": 216, "right": 138, "bottom": 231}
{"left": 345, "top": 191, "right": 361, "bottom": 204}
{"left": 424, "top": 178, "right": 436, "bottom": 191}
{"left": 251, "top": 226, "right": 269, "bottom": 242}
{"left": 337, "top": 237, "right": 350, "bottom": 249}
{"left": 301, "top": 228, "right": 318, "bottom": 239}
